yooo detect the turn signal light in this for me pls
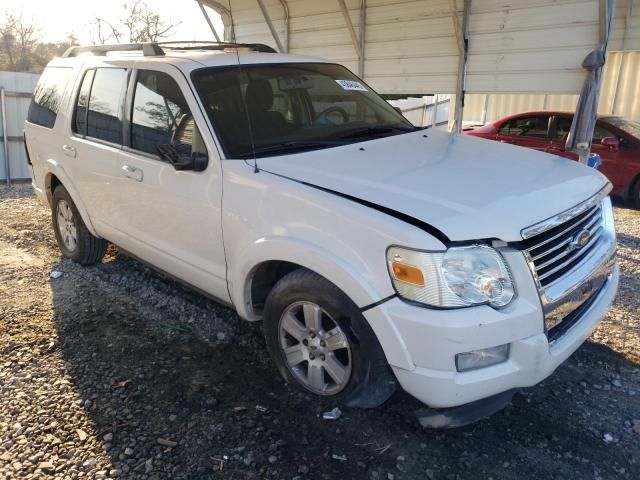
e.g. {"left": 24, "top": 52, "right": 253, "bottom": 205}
{"left": 391, "top": 261, "right": 425, "bottom": 286}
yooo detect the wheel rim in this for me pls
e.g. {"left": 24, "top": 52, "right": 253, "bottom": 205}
{"left": 56, "top": 200, "right": 78, "bottom": 252}
{"left": 278, "top": 301, "right": 352, "bottom": 395}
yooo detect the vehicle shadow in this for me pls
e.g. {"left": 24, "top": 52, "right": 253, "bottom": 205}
{"left": 49, "top": 252, "right": 640, "bottom": 480}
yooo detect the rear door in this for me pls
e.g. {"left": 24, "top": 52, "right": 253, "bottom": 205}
{"left": 66, "top": 66, "right": 128, "bottom": 233}
{"left": 495, "top": 114, "right": 552, "bottom": 152}
{"left": 109, "top": 64, "right": 228, "bottom": 301}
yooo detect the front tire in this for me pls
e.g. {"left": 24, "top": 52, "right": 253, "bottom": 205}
{"left": 52, "top": 185, "right": 107, "bottom": 265}
{"left": 263, "top": 269, "right": 396, "bottom": 408}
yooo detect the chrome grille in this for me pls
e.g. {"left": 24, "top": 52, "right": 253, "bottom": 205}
{"left": 522, "top": 201, "right": 605, "bottom": 288}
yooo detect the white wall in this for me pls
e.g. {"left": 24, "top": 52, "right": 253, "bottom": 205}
{"left": 462, "top": 50, "right": 640, "bottom": 124}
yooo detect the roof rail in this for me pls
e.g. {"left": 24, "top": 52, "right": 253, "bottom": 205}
{"left": 157, "top": 41, "right": 277, "bottom": 53}
{"left": 61, "top": 41, "right": 278, "bottom": 58}
{"left": 62, "top": 42, "right": 165, "bottom": 58}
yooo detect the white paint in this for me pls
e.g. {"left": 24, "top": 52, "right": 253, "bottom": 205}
{"left": 24, "top": 50, "right": 618, "bottom": 408}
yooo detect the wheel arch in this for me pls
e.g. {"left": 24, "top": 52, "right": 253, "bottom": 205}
{"left": 44, "top": 162, "right": 99, "bottom": 237}
{"left": 232, "top": 236, "right": 391, "bottom": 322}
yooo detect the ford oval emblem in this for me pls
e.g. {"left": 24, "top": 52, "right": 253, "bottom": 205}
{"left": 568, "top": 228, "right": 591, "bottom": 252}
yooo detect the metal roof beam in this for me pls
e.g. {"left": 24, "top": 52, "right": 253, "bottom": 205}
{"left": 196, "top": 0, "right": 222, "bottom": 42}
{"left": 337, "top": 0, "right": 363, "bottom": 62}
{"left": 256, "top": 0, "right": 286, "bottom": 53}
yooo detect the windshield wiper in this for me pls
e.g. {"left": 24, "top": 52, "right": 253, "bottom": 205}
{"left": 237, "top": 140, "right": 347, "bottom": 159}
{"left": 339, "top": 125, "right": 418, "bottom": 140}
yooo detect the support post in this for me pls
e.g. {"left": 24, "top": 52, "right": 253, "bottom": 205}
{"left": 197, "top": 0, "right": 221, "bottom": 42}
{"left": 257, "top": 0, "right": 285, "bottom": 53}
{"left": 358, "top": 0, "right": 366, "bottom": 77}
{"left": 337, "top": 0, "right": 363, "bottom": 65}
{"left": 1, "top": 88, "right": 9, "bottom": 186}
{"left": 611, "top": 2, "right": 631, "bottom": 114}
{"left": 452, "top": 0, "right": 470, "bottom": 134}
{"left": 432, "top": 95, "right": 439, "bottom": 128}
{"left": 480, "top": 93, "right": 489, "bottom": 124}
{"left": 277, "top": 0, "right": 290, "bottom": 53}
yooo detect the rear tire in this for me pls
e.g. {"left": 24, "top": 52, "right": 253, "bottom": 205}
{"left": 632, "top": 178, "right": 640, "bottom": 209}
{"left": 263, "top": 268, "right": 396, "bottom": 408}
{"left": 52, "top": 185, "right": 107, "bottom": 265}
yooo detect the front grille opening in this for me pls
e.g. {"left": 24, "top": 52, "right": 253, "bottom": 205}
{"left": 523, "top": 203, "right": 604, "bottom": 288}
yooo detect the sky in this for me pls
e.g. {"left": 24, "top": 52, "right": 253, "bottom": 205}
{"left": 8, "top": 0, "right": 225, "bottom": 44}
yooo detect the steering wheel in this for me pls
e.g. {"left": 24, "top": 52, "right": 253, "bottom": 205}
{"left": 314, "top": 106, "right": 349, "bottom": 125}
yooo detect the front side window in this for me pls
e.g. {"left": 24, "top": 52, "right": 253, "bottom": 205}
{"left": 131, "top": 70, "right": 205, "bottom": 158}
{"left": 499, "top": 116, "right": 550, "bottom": 138}
{"left": 86, "top": 68, "right": 126, "bottom": 144}
{"left": 27, "top": 67, "right": 73, "bottom": 128}
{"left": 192, "top": 63, "right": 416, "bottom": 158}
{"left": 554, "top": 116, "right": 617, "bottom": 145}
{"left": 603, "top": 117, "right": 640, "bottom": 143}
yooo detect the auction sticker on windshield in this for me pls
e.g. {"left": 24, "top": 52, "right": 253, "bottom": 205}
{"left": 335, "top": 80, "right": 367, "bottom": 91}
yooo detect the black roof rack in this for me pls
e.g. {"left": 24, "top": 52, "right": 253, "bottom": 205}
{"left": 62, "top": 41, "right": 277, "bottom": 58}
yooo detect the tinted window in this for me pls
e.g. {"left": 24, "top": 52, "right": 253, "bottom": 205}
{"left": 553, "top": 116, "right": 573, "bottom": 142}
{"left": 499, "top": 116, "right": 550, "bottom": 138}
{"left": 73, "top": 69, "right": 95, "bottom": 136}
{"left": 131, "top": 70, "right": 204, "bottom": 157}
{"left": 27, "top": 67, "right": 73, "bottom": 128}
{"left": 87, "top": 68, "right": 126, "bottom": 144}
{"left": 592, "top": 124, "right": 616, "bottom": 144}
{"left": 554, "top": 116, "right": 616, "bottom": 145}
{"left": 193, "top": 63, "right": 414, "bottom": 158}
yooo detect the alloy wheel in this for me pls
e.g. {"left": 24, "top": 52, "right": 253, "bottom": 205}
{"left": 56, "top": 200, "right": 78, "bottom": 252}
{"left": 278, "top": 301, "right": 352, "bottom": 395}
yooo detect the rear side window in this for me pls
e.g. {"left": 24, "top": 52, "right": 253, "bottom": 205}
{"left": 131, "top": 70, "right": 204, "bottom": 157}
{"left": 86, "top": 68, "right": 126, "bottom": 144}
{"left": 27, "top": 67, "right": 73, "bottom": 128}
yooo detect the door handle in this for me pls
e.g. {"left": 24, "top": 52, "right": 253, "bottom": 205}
{"left": 62, "top": 144, "right": 76, "bottom": 158}
{"left": 121, "top": 164, "right": 143, "bottom": 182}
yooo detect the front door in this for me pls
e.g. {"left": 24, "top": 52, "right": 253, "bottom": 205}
{"left": 110, "top": 65, "right": 229, "bottom": 302}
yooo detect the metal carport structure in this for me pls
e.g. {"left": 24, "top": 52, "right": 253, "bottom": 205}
{"left": 196, "top": 0, "right": 639, "bottom": 134}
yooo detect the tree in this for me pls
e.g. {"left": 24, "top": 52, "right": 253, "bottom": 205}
{"left": 91, "top": 1, "right": 178, "bottom": 45}
{"left": 0, "top": 13, "right": 38, "bottom": 72}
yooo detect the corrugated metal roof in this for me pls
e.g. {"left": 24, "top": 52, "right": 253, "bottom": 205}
{"left": 209, "top": 0, "right": 640, "bottom": 95}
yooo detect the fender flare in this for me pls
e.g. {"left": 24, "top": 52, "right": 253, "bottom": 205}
{"left": 230, "top": 236, "right": 414, "bottom": 371}
{"left": 44, "top": 159, "right": 100, "bottom": 238}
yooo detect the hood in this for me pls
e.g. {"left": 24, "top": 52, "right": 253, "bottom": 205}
{"left": 257, "top": 129, "right": 609, "bottom": 242}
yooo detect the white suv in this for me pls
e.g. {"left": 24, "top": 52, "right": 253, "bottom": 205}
{"left": 24, "top": 42, "right": 618, "bottom": 420}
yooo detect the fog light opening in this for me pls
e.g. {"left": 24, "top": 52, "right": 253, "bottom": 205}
{"left": 455, "top": 344, "right": 510, "bottom": 372}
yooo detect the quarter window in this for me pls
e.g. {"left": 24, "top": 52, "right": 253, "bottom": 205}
{"left": 499, "top": 116, "right": 550, "bottom": 138}
{"left": 86, "top": 68, "right": 126, "bottom": 144}
{"left": 27, "top": 67, "right": 73, "bottom": 128}
{"left": 130, "top": 70, "right": 204, "bottom": 158}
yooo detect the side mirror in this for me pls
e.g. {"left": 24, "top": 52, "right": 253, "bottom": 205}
{"left": 601, "top": 136, "right": 620, "bottom": 151}
{"left": 158, "top": 144, "right": 208, "bottom": 172}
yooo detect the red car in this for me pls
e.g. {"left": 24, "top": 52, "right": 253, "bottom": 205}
{"left": 464, "top": 111, "right": 640, "bottom": 207}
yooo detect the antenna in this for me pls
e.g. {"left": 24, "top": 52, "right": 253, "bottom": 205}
{"left": 227, "top": 0, "right": 259, "bottom": 174}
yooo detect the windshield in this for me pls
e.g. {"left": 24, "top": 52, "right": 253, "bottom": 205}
{"left": 603, "top": 117, "right": 640, "bottom": 140}
{"left": 192, "top": 63, "right": 417, "bottom": 158}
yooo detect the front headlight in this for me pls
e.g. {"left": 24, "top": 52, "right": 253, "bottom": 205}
{"left": 387, "top": 245, "right": 515, "bottom": 308}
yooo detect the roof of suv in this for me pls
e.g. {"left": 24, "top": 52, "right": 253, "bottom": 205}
{"left": 50, "top": 42, "right": 329, "bottom": 72}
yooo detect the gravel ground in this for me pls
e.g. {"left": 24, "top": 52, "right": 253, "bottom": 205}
{"left": 0, "top": 184, "right": 638, "bottom": 480}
